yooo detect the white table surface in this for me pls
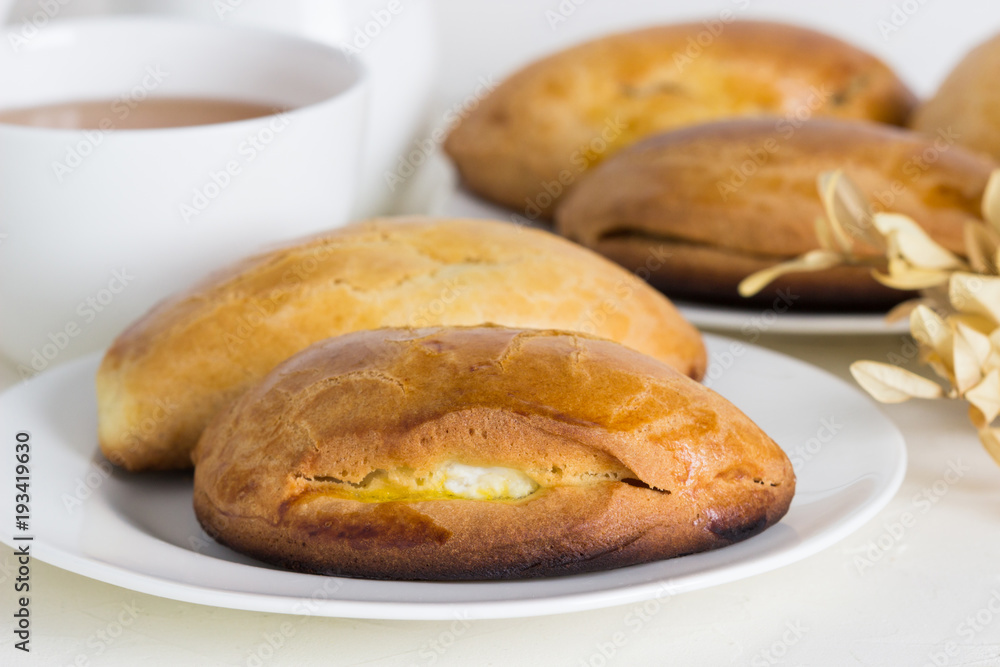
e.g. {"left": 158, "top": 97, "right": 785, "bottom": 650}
{"left": 2, "top": 334, "right": 999, "bottom": 667}
{"left": 6, "top": 1, "right": 1000, "bottom": 665}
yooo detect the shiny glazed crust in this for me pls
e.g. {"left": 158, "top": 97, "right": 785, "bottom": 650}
{"left": 444, "top": 21, "right": 917, "bottom": 217}
{"left": 555, "top": 118, "right": 994, "bottom": 309}
{"left": 192, "top": 327, "right": 794, "bottom": 581}
{"left": 97, "top": 217, "right": 706, "bottom": 471}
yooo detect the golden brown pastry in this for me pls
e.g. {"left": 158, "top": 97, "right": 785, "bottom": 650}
{"left": 555, "top": 118, "right": 994, "bottom": 309}
{"left": 445, "top": 21, "right": 917, "bottom": 218}
{"left": 912, "top": 31, "right": 1000, "bottom": 162}
{"left": 98, "top": 217, "right": 706, "bottom": 472}
{"left": 192, "top": 326, "right": 794, "bottom": 580}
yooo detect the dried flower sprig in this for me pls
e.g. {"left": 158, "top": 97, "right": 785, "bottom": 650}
{"left": 739, "top": 168, "right": 1000, "bottom": 465}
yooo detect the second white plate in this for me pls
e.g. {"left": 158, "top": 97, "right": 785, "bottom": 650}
{"left": 0, "top": 335, "right": 906, "bottom": 619}
{"left": 441, "top": 187, "right": 908, "bottom": 336}
{"left": 677, "top": 302, "right": 908, "bottom": 336}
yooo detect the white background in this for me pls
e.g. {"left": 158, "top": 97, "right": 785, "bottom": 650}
{"left": 433, "top": 0, "right": 1000, "bottom": 103}
{"left": 4, "top": 1, "right": 1000, "bottom": 666}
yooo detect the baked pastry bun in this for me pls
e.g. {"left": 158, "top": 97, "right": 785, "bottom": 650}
{"left": 555, "top": 118, "right": 994, "bottom": 309}
{"left": 445, "top": 21, "right": 917, "bottom": 218}
{"left": 913, "top": 31, "right": 1000, "bottom": 162}
{"left": 97, "top": 217, "right": 706, "bottom": 472}
{"left": 192, "top": 326, "right": 794, "bottom": 580}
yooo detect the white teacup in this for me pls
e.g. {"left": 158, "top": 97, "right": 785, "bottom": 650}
{"left": 0, "top": 16, "right": 367, "bottom": 377}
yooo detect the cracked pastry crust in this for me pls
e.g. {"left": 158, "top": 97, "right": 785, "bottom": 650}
{"left": 192, "top": 326, "right": 794, "bottom": 581}
{"left": 555, "top": 118, "right": 995, "bottom": 310}
{"left": 444, "top": 21, "right": 916, "bottom": 217}
{"left": 97, "top": 217, "right": 706, "bottom": 471}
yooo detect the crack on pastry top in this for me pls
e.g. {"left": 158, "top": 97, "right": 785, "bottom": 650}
{"left": 288, "top": 460, "right": 674, "bottom": 504}
{"left": 279, "top": 326, "right": 675, "bottom": 434}
{"left": 193, "top": 327, "right": 788, "bottom": 519}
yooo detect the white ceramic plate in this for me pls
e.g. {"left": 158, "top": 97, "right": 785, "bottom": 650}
{"left": 442, "top": 188, "right": 908, "bottom": 336}
{"left": 0, "top": 335, "right": 905, "bottom": 620}
{"left": 676, "top": 303, "right": 909, "bottom": 336}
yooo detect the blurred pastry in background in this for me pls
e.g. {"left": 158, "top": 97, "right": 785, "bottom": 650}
{"left": 446, "top": 21, "right": 917, "bottom": 218}
{"left": 98, "top": 217, "right": 706, "bottom": 472}
{"left": 555, "top": 118, "right": 994, "bottom": 309}
{"left": 913, "top": 30, "right": 1000, "bottom": 163}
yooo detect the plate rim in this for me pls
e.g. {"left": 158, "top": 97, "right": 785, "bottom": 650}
{"left": 677, "top": 303, "right": 909, "bottom": 336}
{"left": 0, "top": 335, "right": 907, "bottom": 620}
